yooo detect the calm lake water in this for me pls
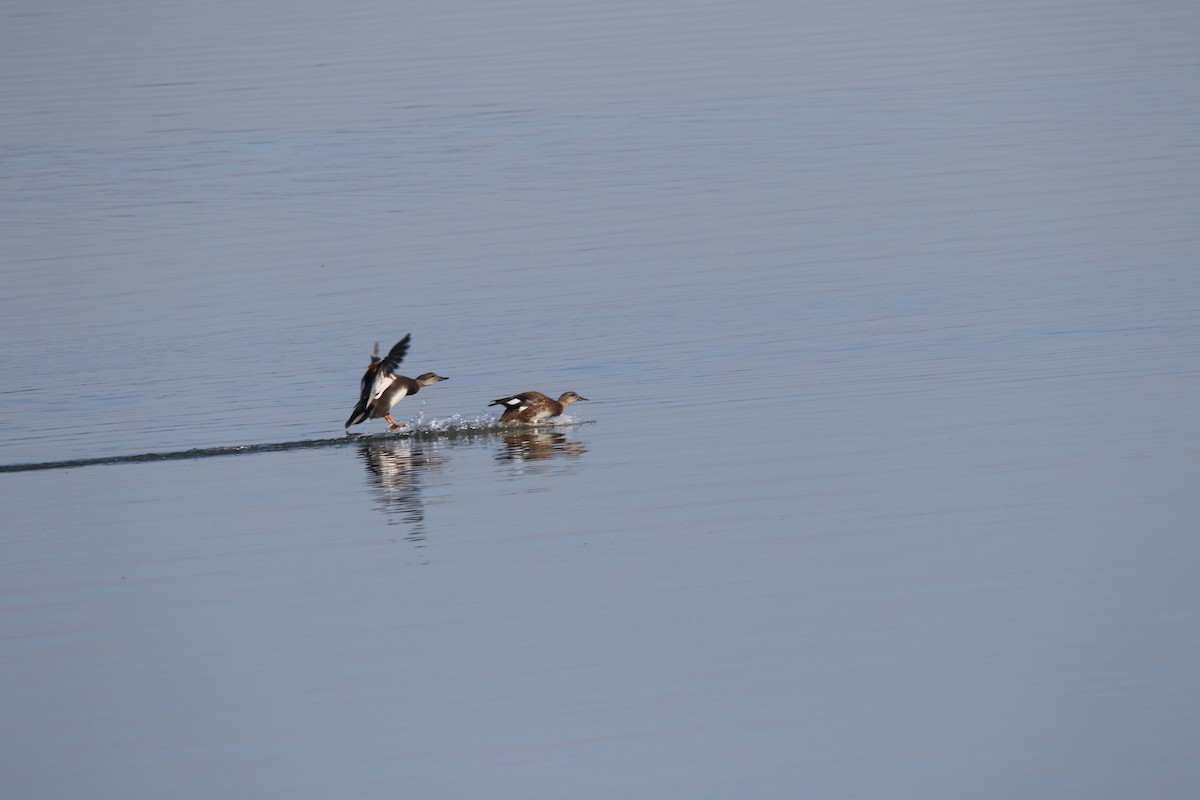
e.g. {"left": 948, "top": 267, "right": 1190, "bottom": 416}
{"left": 3, "top": 1, "right": 1199, "bottom": 797}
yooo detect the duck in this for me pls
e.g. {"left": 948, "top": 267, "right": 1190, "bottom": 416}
{"left": 489, "top": 390, "right": 587, "bottom": 424}
{"left": 345, "top": 335, "right": 449, "bottom": 430}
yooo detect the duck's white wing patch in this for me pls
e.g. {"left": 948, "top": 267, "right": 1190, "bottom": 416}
{"left": 499, "top": 396, "right": 525, "bottom": 409}
{"left": 369, "top": 373, "right": 397, "bottom": 404}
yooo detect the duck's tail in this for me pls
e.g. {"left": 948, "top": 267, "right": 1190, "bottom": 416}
{"left": 345, "top": 401, "right": 369, "bottom": 428}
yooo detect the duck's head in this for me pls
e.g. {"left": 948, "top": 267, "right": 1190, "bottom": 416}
{"left": 558, "top": 391, "right": 587, "bottom": 406}
{"left": 416, "top": 372, "right": 449, "bottom": 386}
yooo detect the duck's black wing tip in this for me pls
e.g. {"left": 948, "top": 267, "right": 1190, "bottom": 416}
{"left": 381, "top": 334, "right": 412, "bottom": 371}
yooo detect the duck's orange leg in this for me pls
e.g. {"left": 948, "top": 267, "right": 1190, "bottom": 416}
{"left": 386, "top": 415, "right": 405, "bottom": 430}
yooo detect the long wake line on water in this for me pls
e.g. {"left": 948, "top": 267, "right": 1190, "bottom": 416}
{"left": 0, "top": 415, "right": 592, "bottom": 474}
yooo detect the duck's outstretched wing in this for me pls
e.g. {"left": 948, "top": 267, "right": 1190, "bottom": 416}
{"left": 367, "top": 335, "right": 412, "bottom": 401}
{"left": 379, "top": 335, "right": 411, "bottom": 374}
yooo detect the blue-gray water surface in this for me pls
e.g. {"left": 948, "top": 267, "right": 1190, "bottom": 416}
{"left": 2, "top": 1, "right": 1198, "bottom": 797}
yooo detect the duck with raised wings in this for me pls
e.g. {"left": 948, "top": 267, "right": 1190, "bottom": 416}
{"left": 345, "top": 335, "right": 448, "bottom": 430}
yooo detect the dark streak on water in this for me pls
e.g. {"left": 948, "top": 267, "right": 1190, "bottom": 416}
{"left": 0, "top": 420, "right": 593, "bottom": 473}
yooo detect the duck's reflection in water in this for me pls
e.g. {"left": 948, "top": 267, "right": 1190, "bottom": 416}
{"left": 357, "top": 440, "right": 445, "bottom": 543}
{"left": 494, "top": 429, "right": 587, "bottom": 472}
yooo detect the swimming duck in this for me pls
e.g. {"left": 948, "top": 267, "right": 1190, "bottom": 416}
{"left": 345, "top": 335, "right": 448, "bottom": 430}
{"left": 489, "top": 391, "right": 587, "bottom": 424}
